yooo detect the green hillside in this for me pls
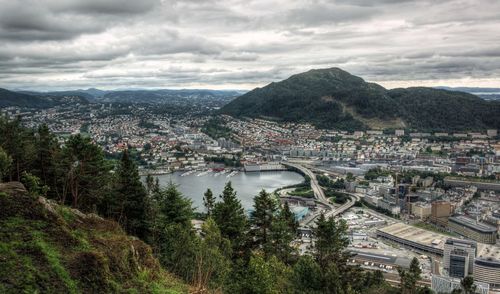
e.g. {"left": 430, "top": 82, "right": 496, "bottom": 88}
{"left": 221, "top": 68, "right": 500, "bottom": 131}
{"left": 0, "top": 182, "right": 188, "bottom": 294}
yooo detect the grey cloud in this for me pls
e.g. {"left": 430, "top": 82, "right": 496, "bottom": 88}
{"left": 0, "top": 0, "right": 499, "bottom": 90}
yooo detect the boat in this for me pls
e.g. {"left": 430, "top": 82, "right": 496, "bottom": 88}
{"left": 226, "top": 170, "right": 239, "bottom": 178}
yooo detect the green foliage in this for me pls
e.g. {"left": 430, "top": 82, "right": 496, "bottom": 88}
{"left": 204, "top": 156, "right": 242, "bottom": 167}
{"left": 237, "top": 254, "right": 292, "bottom": 294}
{"left": 202, "top": 117, "right": 232, "bottom": 139}
{"left": 365, "top": 167, "right": 391, "bottom": 180}
{"left": 325, "top": 189, "right": 349, "bottom": 204}
{"left": 20, "top": 171, "right": 48, "bottom": 196}
{"left": 288, "top": 185, "right": 315, "bottom": 198}
{"left": 0, "top": 147, "right": 12, "bottom": 182}
{"left": 192, "top": 218, "right": 232, "bottom": 292}
{"left": 292, "top": 255, "right": 323, "bottom": 293}
{"left": 60, "top": 134, "right": 112, "bottom": 212}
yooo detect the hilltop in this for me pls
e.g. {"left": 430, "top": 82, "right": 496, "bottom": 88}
{"left": 221, "top": 68, "right": 500, "bottom": 131}
{"left": 0, "top": 182, "right": 188, "bottom": 294}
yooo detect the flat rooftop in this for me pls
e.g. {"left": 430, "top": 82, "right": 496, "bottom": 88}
{"left": 377, "top": 222, "right": 448, "bottom": 250}
{"left": 477, "top": 244, "right": 500, "bottom": 261}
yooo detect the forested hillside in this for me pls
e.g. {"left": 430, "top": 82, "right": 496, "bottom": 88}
{"left": 221, "top": 68, "right": 500, "bottom": 131}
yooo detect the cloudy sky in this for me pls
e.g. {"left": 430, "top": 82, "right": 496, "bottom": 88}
{"left": 1, "top": 0, "right": 499, "bottom": 91}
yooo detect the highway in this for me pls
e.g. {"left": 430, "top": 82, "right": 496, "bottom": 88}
{"left": 282, "top": 162, "right": 360, "bottom": 225}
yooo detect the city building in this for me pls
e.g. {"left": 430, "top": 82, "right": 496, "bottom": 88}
{"left": 448, "top": 215, "right": 497, "bottom": 244}
{"left": 443, "top": 239, "right": 477, "bottom": 278}
{"left": 411, "top": 202, "right": 431, "bottom": 220}
{"left": 431, "top": 201, "right": 452, "bottom": 227}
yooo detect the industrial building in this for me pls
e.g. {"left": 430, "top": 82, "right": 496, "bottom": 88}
{"left": 448, "top": 215, "right": 497, "bottom": 244}
{"left": 376, "top": 223, "right": 446, "bottom": 256}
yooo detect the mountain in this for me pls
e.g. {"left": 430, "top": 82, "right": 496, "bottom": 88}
{"left": 1, "top": 88, "right": 89, "bottom": 108}
{"left": 221, "top": 68, "right": 500, "bottom": 131}
{"left": 0, "top": 182, "right": 188, "bottom": 293}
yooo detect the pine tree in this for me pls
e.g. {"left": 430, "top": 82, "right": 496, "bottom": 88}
{"left": 399, "top": 257, "right": 422, "bottom": 294}
{"left": 250, "top": 189, "right": 277, "bottom": 251}
{"left": 203, "top": 188, "right": 215, "bottom": 216}
{"left": 314, "top": 213, "right": 350, "bottom": 268}
{"left": 112, "top": 149, "right": 149, "bottom": 239}
{"left": 281, "top": 201, "right": 299, "bottom": 233}
{"left": 212, "top": 181, "right": 247, "bottom": 252}
{"left": 33, "top": 124, "right": 60, "bottom": 199}
{"left": 60, "top": 134, "right": 111, "bottom": 211}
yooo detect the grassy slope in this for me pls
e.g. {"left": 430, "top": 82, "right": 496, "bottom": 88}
{"left": 0, "top": 182, "right": 188, "bottom": 294}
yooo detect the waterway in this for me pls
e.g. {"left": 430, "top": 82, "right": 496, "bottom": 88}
{"left": 152, "top": 171, "right": 304, "bottom": 211}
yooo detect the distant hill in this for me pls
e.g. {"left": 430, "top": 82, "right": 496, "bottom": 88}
{"left": 0, "top": 182, "right": 188, "bottom": 293}
{"left": 1, "top": 88, "right": 89, "bottom": 108}
{"left": 221, "top": 68, "right": 500, "bottom": 131}
{"left": 100, "top": 89, "right": 244, "bottom": 104}
{"left": 0, "top": 88, "right": 56, "bottom": 108}
{"left": 435, "top": 86, "right": 500, "bottom": 101}
{"left": 9, "top": 88, "right": 245, "bottom": 105}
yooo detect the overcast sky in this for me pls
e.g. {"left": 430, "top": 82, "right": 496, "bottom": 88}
{"left": 1, "top": 0, "right": 499, "bottom": 91}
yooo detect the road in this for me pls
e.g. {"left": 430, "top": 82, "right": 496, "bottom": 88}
{"left": 282, "top": 162, "right": 359, "bottom": 225}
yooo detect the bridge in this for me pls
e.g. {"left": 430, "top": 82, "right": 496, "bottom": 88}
{"left": 282, "top": 162, "right": 360, "bottom": 225}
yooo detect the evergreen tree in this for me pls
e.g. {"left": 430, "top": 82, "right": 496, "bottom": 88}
{"left": 32, "top": 124, "right": 60, "bottom": 200}
{"left": 399, "top": 257, "right": 422, "bottom": 294}
{"left": 212, "top": 181, "right": 247, "bottom": 252}
{"left": 151, "top": 183, "right": 197, "bottom": 282}
{"left": 145, "top": 174, "right": 156, "bottom": 195}
{"left": 281, "top": 201, "right": 299, "bottom": 233}
{"left": 156, "top": 182, "right": 193, "bottom": 226}
{"left": 267, "top": 202, "right": 298, "bottom": 263}
{"left": 111, "top": 150, "right": 149, "bottom": 239}
{"left": 250, "top": 189, "right": 277, "bottom": 252}
{"left": 314, "top": 213, "right": 350, "bottom": 268}
{"left": 0, "top": 116, "right": 36, "bottom": 181}
{"left": 203, "top": 188, "right": 215, "bottom": 216}
{"left": 60, "top": 134, "right": 111, "bottom": 212}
